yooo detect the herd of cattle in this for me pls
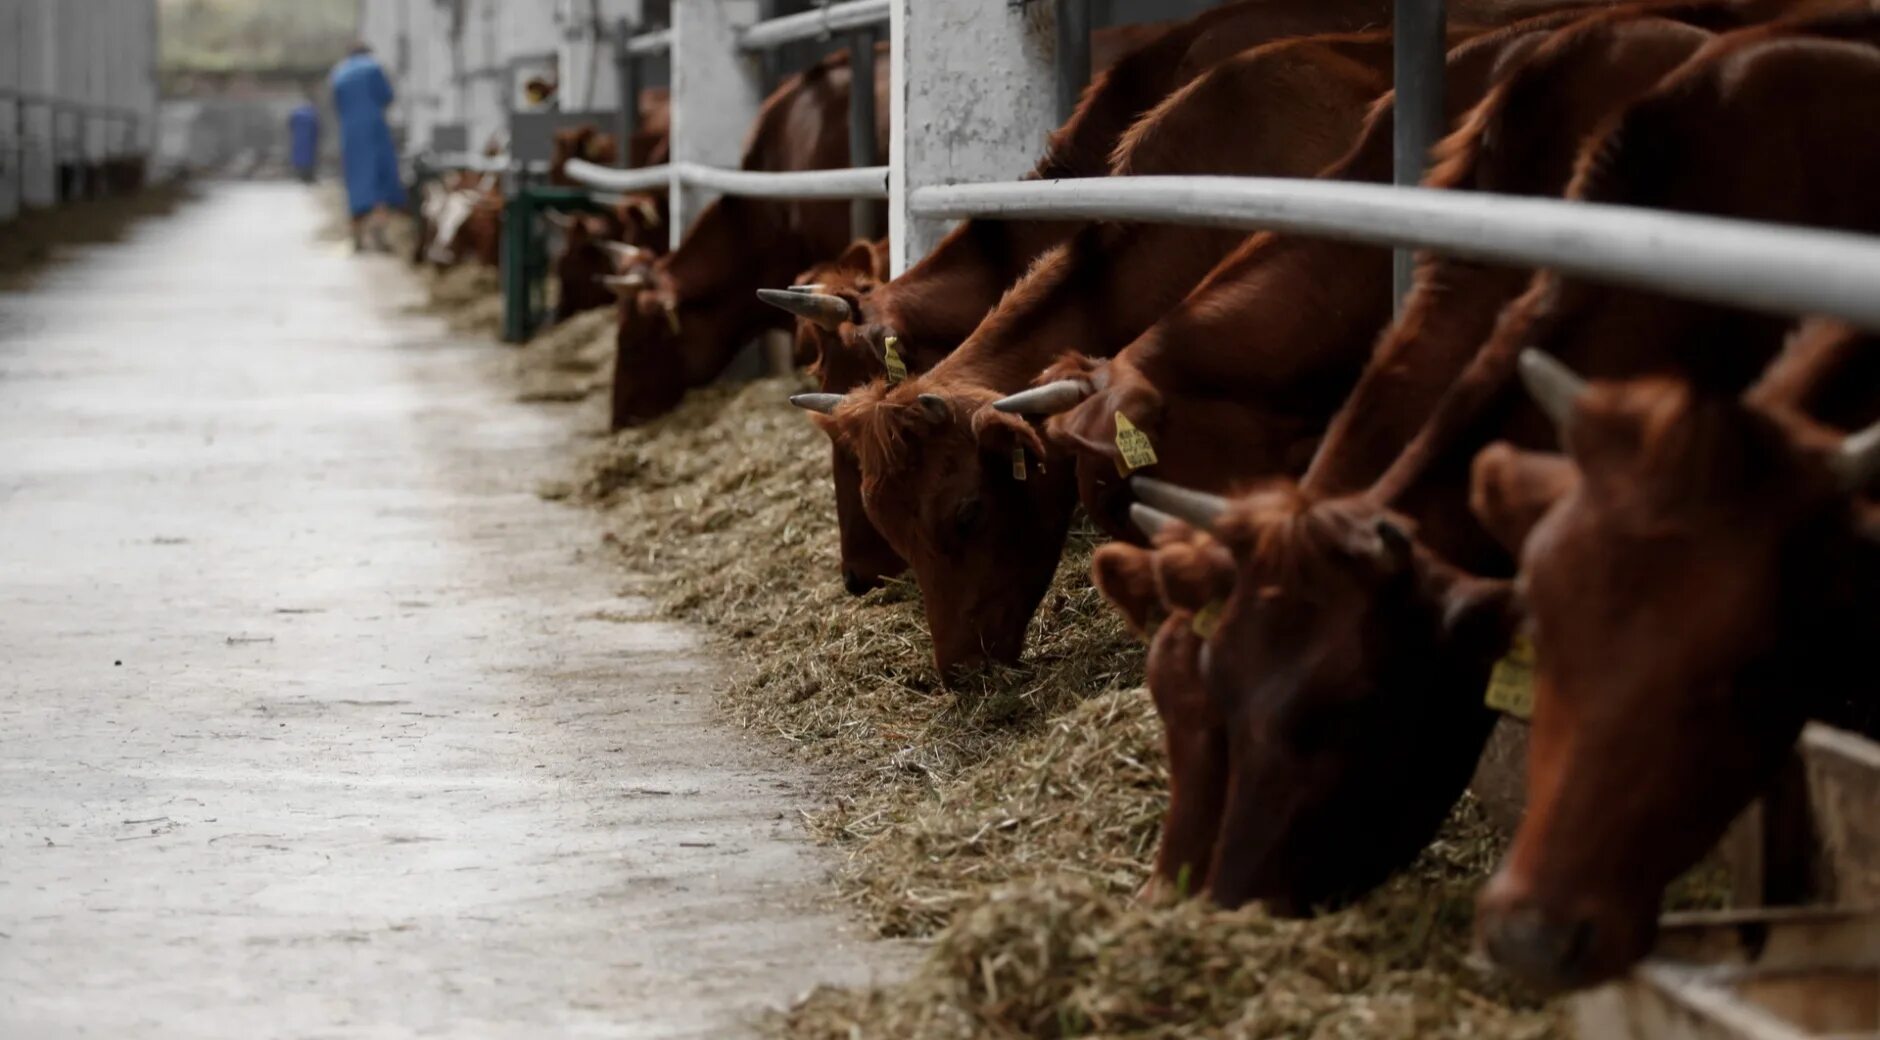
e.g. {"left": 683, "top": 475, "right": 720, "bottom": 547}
{"left": 416, "top": 0, "right": 1880, "bottom": 998}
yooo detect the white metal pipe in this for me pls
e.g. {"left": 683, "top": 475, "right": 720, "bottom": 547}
{"left": 626, "top": 28, "right": 673, "bottom": 56}
{"left": 910, "top": 176, "right": 1880, "bottom": 332}
{"left": 674, "top": 161, "right": 888, "bottom": 199}
{"left": 564, "top": 157, "right": 672, "bottom": 192}
{"left": 738, "top": 0, "right": 889, "bottom": 51}
{"left": 564, "top": 157, "right": 888, "bottom": 200}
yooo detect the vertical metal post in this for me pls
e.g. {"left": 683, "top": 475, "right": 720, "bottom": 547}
{"left": 1054, "top": 0, "right": 1092, "bottom": 124}
{"left": 889, "top": 0, "right": 1058, "bottom": 276}
{"left": 668, "top": 0, "right": 764, "bottom": 248}
{"left": 613, "top": 17, "right": 639, "bottom": 168}
{"left": 846, "top": 28, "right": 878, "bottom": 241}
{"left": 1392, "top": 0, "right": 1445, "bottom": 311}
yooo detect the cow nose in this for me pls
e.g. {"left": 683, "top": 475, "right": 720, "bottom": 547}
{"left": 841, "top": 568, "right": 880, "bottom": 597}
{"left": 1477, "top": 888, "right": 1597, "bottom": 991}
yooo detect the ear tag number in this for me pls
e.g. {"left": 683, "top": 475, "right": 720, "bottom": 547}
{"left": 1191, "top": 600, "right": 1224, "bottom": 639}
{"left": 882, "top": 336, "right": 907, "bottom": 385}
{"left": 1012, "top": 448, "right": 1027, "bottom": 482}
{"left": 1484, "top": 633, "right": 1536, "bottom": 720}
{"left": 1113, "top": 412, "right": 1159, "bottom": 476}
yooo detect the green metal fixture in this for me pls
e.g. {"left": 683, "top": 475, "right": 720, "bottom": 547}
{"left": 501, "top": 184, "right": 608, "bottom": 345}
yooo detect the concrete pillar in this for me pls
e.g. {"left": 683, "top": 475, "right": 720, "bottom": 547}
{"left": 667, "top": 0, "right": 764, "bottom": 248}
{"left": 888, "top": 0, "right": 1059, "bottom": 275}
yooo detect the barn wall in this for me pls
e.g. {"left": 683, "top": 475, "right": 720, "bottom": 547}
{"left": 1, "top": 0, "right": 156, "bottom": 217}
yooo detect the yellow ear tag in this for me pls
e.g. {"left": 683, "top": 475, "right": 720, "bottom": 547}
{"left": 1012, "top": 447, "right": 1027, "bottom": 481}
{"left": 882, "top": 336, "right": 907, "bottom": 385}
{"left": 1484, "top": 632, "right": 1536, "bottom": 720}
{"left": 1191, "top": 599, "right": 1224, "bottom": 639}
{"left": 1113, "top": 412, "right": 1159, "bottom": 476}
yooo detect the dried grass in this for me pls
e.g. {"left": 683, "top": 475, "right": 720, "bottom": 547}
{"left": 0, "top": 179, "right": 195, "bottom": 287}
{"left": 570, "top": 376, "right": 1589, "bottom": 1037}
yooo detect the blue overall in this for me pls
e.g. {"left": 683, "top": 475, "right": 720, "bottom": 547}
{"left": 329, "top": 54, "right": 406, "bottom": 217}
{"left": 287, "top": 104, "right": 320, "bottom": 178}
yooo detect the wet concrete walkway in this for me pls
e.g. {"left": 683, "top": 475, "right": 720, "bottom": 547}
{"left": 0, "top": 184, "right": 892, "bottom": 1039}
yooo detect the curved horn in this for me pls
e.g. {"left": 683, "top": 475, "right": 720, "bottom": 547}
{"left": 1518, "top": 349, "right": 1590, "bottom": 436}
{"left": 600, "top": 272, "right": 649, "bottom": 289}
{"left": 787, "top": 283, "right": 826, "bottom": 294}
{"left": 993, "top": 378, "right": 1093, "bottom": 416}
{"left": 1832, "top": 419, "right": 1880, "bottom": 490}
{"left": 1131, "top": 476, "right": 1228, "bottom": 529}
{"left": 1129, "top": 502, "right": 1181, "bottom": 540}
{"left": 542, "top": 209, "right": 575, "bottom": 230}
{"left": 598, "top": 241, "right": 649, "bottom": 265}
{"left": 756, "top": 288, "right": 851, "bottom": 330}
{"left": 789, "top": 393, "right": 845, "bottom": 415}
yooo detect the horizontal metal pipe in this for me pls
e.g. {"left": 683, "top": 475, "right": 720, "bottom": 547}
{"left": 564, "top": 159, "right": 673, "bottom": 192}
{"left": 428, "top": 152, "right": 519, "bottom": 174}
{"left": 910, "top": 176, "right": 1880, "bottom": 332}
{"left": 564, "top": 158, "right": 889, "bottom": 200}
{"left": 675, "top": 162, "right": 889, "bottom": 199}
{"left": 626, "top": 29, "right": 673, "bottom": 57}
{"left": 739, "top": 0, "right": 890, "bottom": 50}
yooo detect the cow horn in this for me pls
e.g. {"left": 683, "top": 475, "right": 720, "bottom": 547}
{"left": 787, "top": 283, "right": 826, "bottom": 294}
{"left": 756, "top": 288, "right": 851, "bottom": 330}
{"left": 601, "top": 272, "right": 649, "bottom": 289}
{"left": 1517, "top": 349, "right": 1589, "bottom": 436}
{"left": 1129, "top": 503, "right": 1181, "bottom": 540}
{"left": 1832, "top": 419, "right": 1880, "bottom": 490}
{"left": 599, "top": 241, "right": 648, "bottom": 264}
{"left": 789, "top": 393, "right": 844, "bottom": 415}
{"left": 993, "top": 379, "right": 1093, "bottom": 416}
{"left": 917, "top": 394, "right": 950, "bottom": 423}
{"left": 1131, "top": 476, "right": 1228, "bottom": 529}
{"left": 542, "top": 209, "right": 575, "bottom": 229}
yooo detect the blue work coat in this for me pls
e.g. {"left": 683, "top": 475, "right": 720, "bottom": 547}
{"left": 287, "top": 104, "right": 320, "bottom": 174}
{"left": 329, "top": 54, "right": 406, "bottom": 216}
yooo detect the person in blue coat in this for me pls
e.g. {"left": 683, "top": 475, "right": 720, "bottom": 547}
{"left": 329, "top": 43, "right": 406, "bottom": 252}
{"left": 287, "top": 98, "right": 320, "bottom": 184}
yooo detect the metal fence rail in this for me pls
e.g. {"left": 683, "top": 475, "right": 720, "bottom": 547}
{"left": 739, "top": 0, "right": 890, "bottom": 50}
{"left": 910, "top": 176, "right": 1880, "bottom": 333}
{"left": 563, "top": 157, "right": 888, "bottom": 200}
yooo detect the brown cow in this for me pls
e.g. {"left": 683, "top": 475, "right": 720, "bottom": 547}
{"left": 608, "top": 45, "right": 890, "bottom": 428}
{"left": 809, "top": 33, "right": 1403, "bottom": 676}
{"left": 996, "top": 8, "right": 1628, "bottom": 539}
{"left": 771, "top": 0, "right": 1488, "bottom": 596}
{"left": 1017, "top": 7, "right": 1686, "bottom": 902}
{"left": 1472, "top": 320, "right": 1880, "bottom": 992}
{"left": 1107, "top": 6, "right": 1856, "bottom": 914}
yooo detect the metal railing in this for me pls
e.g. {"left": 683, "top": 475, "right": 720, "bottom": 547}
{"left": 910, "top": 176, "right": 1880, "bottom": 332}
{"left": 562, "top": 157, "right": 888, "bottom": 200}
{"left": 738, "top": 0, "right": 891, "bottom": 50}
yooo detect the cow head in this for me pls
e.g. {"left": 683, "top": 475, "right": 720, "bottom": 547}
{"left": 1473, "top": 350, "right": 1880, "bottom": 992}
{"left": 549, "top": 210, "right": 628, "bottom": 322}
{"left": 613, "top": 193, "right": 667, "bottom": 255}
{"left": 424, "top": 175, "right": 497, "bottom": 267}
{"left": 1135, "top": 477, "right": 1515, "bottom": 915}
{"left": 772, "top": 241, "right": 903, "bottom": 596}
{"left": 1093, "top": 505, "right": 1237, "bottom": 897}
{"left": 996, "top": 352, "right": 1323, "bottom": 543}
{"left": 808, "top": 376, "right": 1077, "bottom": 677}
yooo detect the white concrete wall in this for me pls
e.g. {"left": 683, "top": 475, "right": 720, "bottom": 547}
{"left": 888, "top": 0, "right": 1061, "bottom": 275}
{"left": 669, "top": 0, "right": 764, "bottom": 244}
{"left": 0, "top": 0, "right": 152, "bottom": 214}
{"left": 556, "top": 0, "right": 647, "bottom": 116}
{"left": 0, "top": 0, "right": 17, "bottom": 220}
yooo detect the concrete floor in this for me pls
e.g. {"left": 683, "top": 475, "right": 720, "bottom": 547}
{"left": 0, "top": 184, "right": 896, "bottom": 1039}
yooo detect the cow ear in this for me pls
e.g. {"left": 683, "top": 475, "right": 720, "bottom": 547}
{"left": 1092, "top": 543, "right": 1162, "bottom": 638}
{"left": 1469, "top": 441, "right": 1578, "bottom": 555}
{"left": 1152, "top": 533, "right": 1236, "bottom": 614}
{"left": 971, "top": 402, "right": 1049, "bottom": 461}
{"left": 1437, "top": 572, "right": 1521, "bottom": 662}
{"left": 836, "top": 239, "right": 877, "bottom": 275}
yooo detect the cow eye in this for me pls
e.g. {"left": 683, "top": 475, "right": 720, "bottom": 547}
{"left": 954, "top": 498, "right": 986, "bottom": 539}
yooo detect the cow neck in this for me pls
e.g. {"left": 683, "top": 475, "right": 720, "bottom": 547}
{"left": 875, "top": 218, "right": 1078, "bottom": 365}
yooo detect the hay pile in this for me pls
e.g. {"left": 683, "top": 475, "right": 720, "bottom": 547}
{"left": 514, "top": 306, "right": 616, "bottom": 404}
{"left": 416, "top": 263, "right": 504, "bottom": 334}
{"left": 0, "top": 180, "right": 194, "bottom": 286}
{"left": 573, "top": 378, "right": 1585, "bottom": 1037}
